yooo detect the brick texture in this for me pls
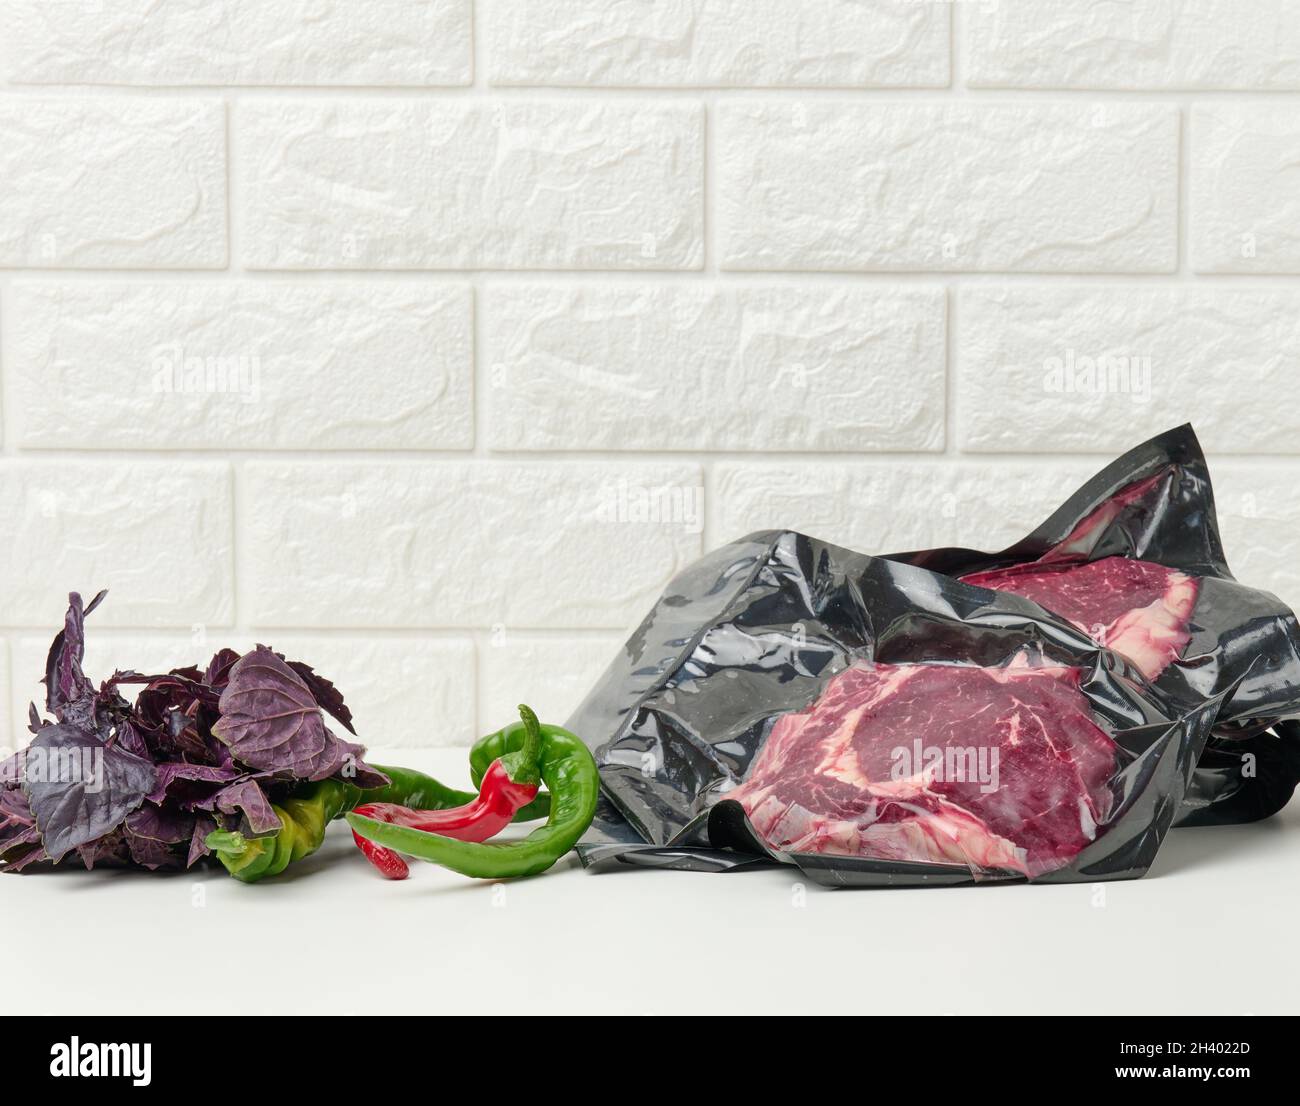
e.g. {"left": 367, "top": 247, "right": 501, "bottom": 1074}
{"left": 0, "top": 463, "right": 233, "bottom": 631}
{"left": 968, "top": 1, "right": 1300, "bottom": 90}
{"left": 239, "top": 100, "right": 703, "bottom": 270}
{"left": 244, "top": 462, "right": 703, "bottom": 629}
{"left": 720, "top": 102, "right": 1179, "bottom": 272}
{"left": 486, "top": 283, "right": 945, "bottom": 451}
{"left": 12, "top": 282, "right": 473, "bottom": 449}
{"left": 1191, "top": 106, "right": 1300, "bottom": 273}
{"left": 0, "top": 99, "right": 226, "bottom": 268}
{"left": 959, "top": 286, "right": 1300, "bottom": 453}
{"left": 3, "top": 1, "right": 472, "bottom": 86}
{"left": 487, "top": 0, "right": 950, "bottom": 88}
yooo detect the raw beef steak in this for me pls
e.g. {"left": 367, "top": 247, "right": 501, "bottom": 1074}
{"left": 961, "top": 556, "right": 1198, "bottom": 681}
{"left": 725, "top": 657, "right": 1117, "bottom": 877}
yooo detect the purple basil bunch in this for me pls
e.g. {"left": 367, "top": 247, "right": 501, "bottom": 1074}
{"left": 0, "top": 591, "right": 386, "bottom": 872}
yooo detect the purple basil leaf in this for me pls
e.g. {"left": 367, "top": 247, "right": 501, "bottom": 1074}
{"left": 115, "top": 719, "right": 151, "bottom": 760}
{"left": 0, "top": 787, "right": 40, "bottom": 860}
{"left": 79, "top": 830, "right": 132, "bottom": 870}
{"left": 113, "top": 668, "right": 217, "bottom": 705}
{"left": 3, "top": 843, "right": 49, "bottom": 872}
{"left": 214, "top": 647, "right": 357, "bottom": 780}
{"left": 285, "top": 660, "right": 357, "bottom": 735}
{"left": 125, "top": 803, "right": 194, "bottom": 845}
{"left": 0, "top": 787, "right": 45, "bottom": 872}
{"left": 39, "top": 591, "right": 132, "bottom": 743}
{"left": 211, "top": 779, "right": 281, "bottom": 837}
{"left": 0, "top": 785, "right": 33, "bottom": 825}
{"left": 124, "top": 805, "right": 192, "bottom": 871}
{"left": 0, "top": 751, "right": 22, "bottom": 788}
{"left": 146, "top": 762, "right": 241, "bottom": 805}
{"left": 127, "top": 670, "right": 222, "bottom": 762}
{"left": 337, "top": 740, "right": 390, "bottom": 789}
{"left": 21, "top": 724, "right": 156, "bottom": 861}
{"left": 188, "top": 813, "right": 217, "bottom": 867}
{"left": 43, "top": 590, "right": 103, "bottom": 718}
{"left": 123, "top": 831, "right": 183, "bottom": 871}
{"left": 204, "top": 648, "right": 241, "bottom": 688}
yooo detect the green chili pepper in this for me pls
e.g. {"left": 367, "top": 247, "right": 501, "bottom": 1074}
{"left": 206, "top": 765, "right": 520, "bottom": 883}
{"left": 347, "top": 723, "right": 598, "bottom": 880}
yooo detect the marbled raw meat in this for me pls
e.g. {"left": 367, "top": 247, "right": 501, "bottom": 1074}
{"left": 726, "top": 656, "right": 1118, "bottom": 876}
{"left": 961, "top": 556, "right": 1198, "bottom": 680}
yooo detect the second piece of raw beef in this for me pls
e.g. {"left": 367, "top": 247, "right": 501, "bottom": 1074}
{"left": 960, "top": 556, "right": 1199, "bottom": 681}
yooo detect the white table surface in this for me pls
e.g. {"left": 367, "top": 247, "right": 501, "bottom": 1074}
{"left": 4, "top": 746, "right": 1297, "bottom": 1016}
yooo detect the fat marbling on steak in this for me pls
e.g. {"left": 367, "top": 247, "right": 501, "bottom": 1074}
{"left": 960, "top": 556, "right": 1198, "bottom": 680}
{"left": 725, "top": 657, "right": 1117, "bottom": 876}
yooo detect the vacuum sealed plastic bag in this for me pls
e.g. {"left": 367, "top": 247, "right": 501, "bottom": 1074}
{"left": 570, "top": 426, "right": 1300, "bottom": 883}
{"left": 574, "top": 534, "right": 1225, "bottom": 886}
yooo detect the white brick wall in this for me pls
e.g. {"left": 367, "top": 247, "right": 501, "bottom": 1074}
{"left": 1, "top": 2, "right": 1296, "bottom": 749}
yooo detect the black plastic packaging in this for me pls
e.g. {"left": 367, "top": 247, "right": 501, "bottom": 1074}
{"left": 570, "top": 426, "right": 1300, "bottom": 884}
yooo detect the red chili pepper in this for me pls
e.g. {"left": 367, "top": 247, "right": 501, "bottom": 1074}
{"left": 350, "top": 705, "right": 545, "bottom": 880}
{"left": 351, "top": 827, "right": 413, "bottom": 881}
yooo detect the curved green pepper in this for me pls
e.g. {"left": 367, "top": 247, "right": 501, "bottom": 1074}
{"left": 347, "top": 724, "right": 598, "bottom": 880}
{"left": 207, "top": 764, "right": 508, "bottom": 882}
